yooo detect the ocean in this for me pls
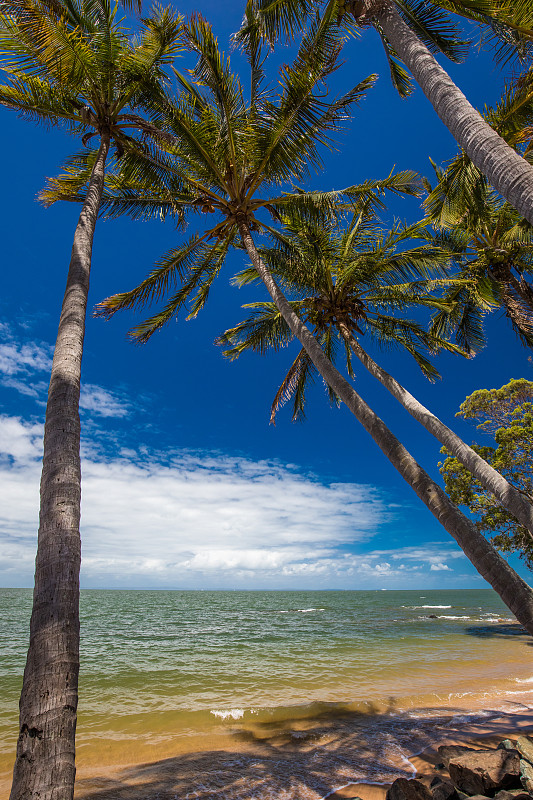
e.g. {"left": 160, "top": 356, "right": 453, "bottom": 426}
{"left": 1, "top": 588, "right": 533, "bottom": 799}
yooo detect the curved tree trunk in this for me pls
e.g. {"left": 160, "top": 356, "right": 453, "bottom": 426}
{"left": 238, "top": 220, "right": 533, "bottom": 635}
{"left": 10, "top": 132, "right": 110, "bottom": 800}
{"left": 337, "top": 326, "right": 533, "bottom": 536}
{"left": 363, "top": 0, "right": 533, "bottom": 226}
{"left": 487, "top": 264, "right": 533, "bottom": 340}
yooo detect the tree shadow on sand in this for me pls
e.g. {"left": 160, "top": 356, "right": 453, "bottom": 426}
{"left": 74, "top": 702, "right": 533, "bottom": 800}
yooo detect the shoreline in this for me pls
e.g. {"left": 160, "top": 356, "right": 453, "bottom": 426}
{"left": 2, "top": 696, "right": 533, "bottom": 799}
{"left": 66, "top": 702, "right": 533, "bottom": 800}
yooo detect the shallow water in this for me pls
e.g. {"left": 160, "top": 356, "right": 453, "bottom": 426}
{"left": 1, "top": 588, "right": 533, "bottom": 798}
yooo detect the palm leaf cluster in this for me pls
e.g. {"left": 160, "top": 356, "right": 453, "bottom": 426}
{"left": 425, "top": 157, "right": 533, "bottom": 349}
{"left": 89, "top": 12, "right": 423, "bottom": 341}
{"left": 0, "top": 0, "right": 184, "bottom": 162}
{"left": 218, "top": 204, "right": 466, "bottom": 422}
{"left": 236, "top": 0, "right": 516, "bottom": 99}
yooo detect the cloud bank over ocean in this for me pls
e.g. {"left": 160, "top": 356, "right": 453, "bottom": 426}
{"left": 0, "top": 322, "right": 470, "bottom": 589}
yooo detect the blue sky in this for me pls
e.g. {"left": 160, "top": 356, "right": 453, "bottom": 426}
{"left": 0, "top": 0, "right": 531, "bottom": 590}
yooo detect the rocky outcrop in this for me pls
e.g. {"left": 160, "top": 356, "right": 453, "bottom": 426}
{"left": 517, "top": 739, "right": 533, "bottom": 768}
{"left": 431, "top": 776, "right": 457, "bottom": 800}
{"left": 386, "top": 736, "right": 533, "bottom": 800}
{"left": 387, "top": 778, "right": 433, "bottom": 800}
{"left": 520, "top": 759, "right": 533, "bottom": 793}
{"left": 446, "top": 748, "right": 520, "bottom": 795}
{"left": 438, "top": 747, "right": 481, "bottom": 768}
{"left": 494, "top": 791, "right": 531, "bottom": 800}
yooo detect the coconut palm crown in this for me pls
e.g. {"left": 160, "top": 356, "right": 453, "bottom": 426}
{"left": 0, "top": 0, "right": 184, "bottom": 163}
{"left": 424, "top": 158, "right": 533, "bottom": 349}
{"left": 87, "top": 11, "right": 422, "bottom": 338}
{"left": 234, "top": 0, "right": 533, "bottom": 228}
{"left": 217, "top": 206, "right": 463, "bottom": 422}
{"left": 218, "top": 200, "right": 533, "bottom": 545}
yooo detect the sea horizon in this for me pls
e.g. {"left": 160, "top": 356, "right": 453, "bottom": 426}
{"left": 1, "top": 585, "right": 492, "bottom": 592}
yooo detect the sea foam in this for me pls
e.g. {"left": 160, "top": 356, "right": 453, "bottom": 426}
{"left": 210, "top": 708, "right": 245, "bottom": 720}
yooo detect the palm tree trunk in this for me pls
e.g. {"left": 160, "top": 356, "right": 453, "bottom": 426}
{"left": 338, "top": 325, "right": 533, "bottom": 536}
{"left": 10, "top": 132, "right": 110, "bottom": 800}
{"left": 238, "top": 220, "right": 533, "bottom": 634}
{"left": 487, "top": 264, "right": 533, "bottom": 338}
{"left": 361, "top": 0, "right": 533, "bottom": 226}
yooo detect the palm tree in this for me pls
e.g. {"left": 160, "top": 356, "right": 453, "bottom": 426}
{"left": 422, "top": 83, "right": 533, "bottom": 347}
{"left": 218, "top": 203, "right": 533, "bottom": 541}
{"left": 91, "top": 18, "right": 533, "bottom": 632}
{"left": 426, "top": 172, "right": 533, "bottom": 345}
{"left": 0, "top": 2, "right": 183, "bottom": 798}
{"left": 236, "top": 0, "right": 533, "bottom": 226}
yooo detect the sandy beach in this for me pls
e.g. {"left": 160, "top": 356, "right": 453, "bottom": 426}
{"left": 36, "top": 704, "right": 533, "bottom": 800}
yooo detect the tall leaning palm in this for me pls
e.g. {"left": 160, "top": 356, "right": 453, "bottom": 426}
{"left": 422, "top": 87, "right": 533, "bottom": 347}
{"left": 0, "top": 2, "right": 183, "bottom": 799}
{"left": 237, "top": 0, "right": 533, "bottom": 227}
{"left": 218, "top": 204, "right": 533, "bottom": 543}
{"left": 92, "top": 19, "right": 533, "bottom": 632}
{"left": 426, "top": 172, "right": 533, "bottom": 346}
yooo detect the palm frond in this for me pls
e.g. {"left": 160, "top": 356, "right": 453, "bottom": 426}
{"left": 395, "top": 0, "right": 470, "bottom": 62}
{"left": 272, "top": 348, "right": 316, "bottom": 423}
{"left": 376, "top": 28, "right": 414, "bottom": 97}
{"left": 94, "top": 232, "right": 212, "bottom": 317}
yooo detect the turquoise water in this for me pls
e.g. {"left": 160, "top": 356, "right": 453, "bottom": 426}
{"left": 1, "top": 589, "right": 533, "bottom": 798}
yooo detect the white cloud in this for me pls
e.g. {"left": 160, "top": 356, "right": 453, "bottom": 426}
{"left": 430, "top": 562, "right": 452, "bottom": 571}
{"left": 0, "top": 414, "right": 394, "bottom": 588}
{"left": 0, "top": 377, "right": 48, "bottom": 398}
{"left": 0, "top": 322, "right": 131, "bottom": 418}
{"left": 80, "top": 384, "right": 130, "bottom": 418}
{"left": 0, "top": 341, "right": 53, "bottom": 377}
{"left": 0, "top": 415, "right": 43, "bottom": 461}
{"left": 375, "top": 545, "right": 466, "bottom": 565}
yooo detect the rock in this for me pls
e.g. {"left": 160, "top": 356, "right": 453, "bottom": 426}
{"left": 429, "top": 615, "right": 438, "bottom": 619}
{"left": 494, "top": 791, "right": 532, "bottom": 800}
{"left": 438, "top": 746, "right": 480, "bottom": 768}
{"left": 464, "top": 796, "right": 491, "bottom": 800}
{"left": 386, "top": 778, "right": 433, "bottom": 800}
{"left": 447, "top": 748, "right": 521, "bottom": 796}
{"left": 520, "top": 758, "right": 533, "bottom": 793}
{"left": 431, "top": 779, "right": 457, "bottom": 800}
{"left": 517, "top": 738, "right": 533, "bottom": 767}
{"left": 464, "top": 796, "right": 492, "bottom": 800}
{"left": 499, "top": 741, "right": 518, "bottom": 752}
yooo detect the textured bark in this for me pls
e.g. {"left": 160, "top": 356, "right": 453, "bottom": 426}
{"left": 340, "top": 328, "right": 533, "bottom": 536}
{"left": 239, "top": 221, "right": 533, "bottom": 634}
{"left": 364, "top": 0, "right": 533, "bottom": 226}
{"left": 10, "top": 132, "right": 110, "bottom": 800}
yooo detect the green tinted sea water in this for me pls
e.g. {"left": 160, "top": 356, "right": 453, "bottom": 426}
{"left": 1, "top": 589, "right": 532, "bottom": 797}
